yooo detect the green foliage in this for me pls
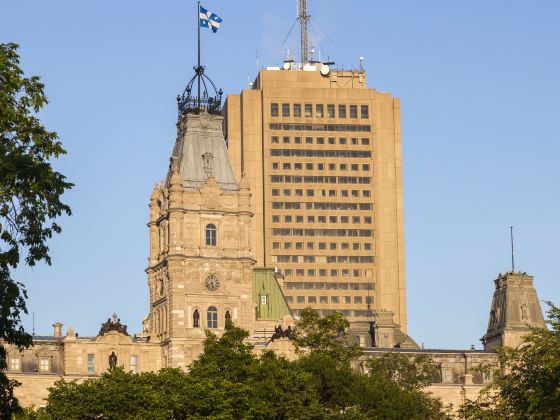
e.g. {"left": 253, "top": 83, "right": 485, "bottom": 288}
{"left": 460, "top": 302, "right": 560, "bottom": 419}
{"left": 0, "top": 42, "right": 72, "bottom": 418}
{"left": 23, "top": 312, "right": 450, "bottom": 419}
{"left": 292, "top": 307, "right": 362, "bottom": 362}
{"left": 366, "top": 352, "right": 434, "bottom": 391}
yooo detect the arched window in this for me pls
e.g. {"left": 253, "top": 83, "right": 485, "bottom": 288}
{"left": 205, "top": 224, "right": 217, "bottom": 246}
{"left": 207, "top": 306, "right": 218, "bottom": 329}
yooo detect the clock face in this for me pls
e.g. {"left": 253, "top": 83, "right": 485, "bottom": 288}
{"left": 204, "top": 275, "right": 220, "bottom": 291}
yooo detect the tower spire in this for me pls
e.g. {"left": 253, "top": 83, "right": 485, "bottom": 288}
{"left": 297, "top": 0, "right": 310, "bottom": 64}
{"left": 510, "top": 226, "right": 515, "bottom": 272}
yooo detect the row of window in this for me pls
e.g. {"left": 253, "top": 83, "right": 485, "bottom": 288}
{"left": 192, "top": 306, "right": 231, "bottom": 329}
{"left": 270, "top": 149, "right": 371, "bottom": 158}
{"left": 292, "top": 309, "right": 372, "bottom": 318}
{"left": 272, "top": 162, "right": 371, "bottom": 171}
{"left": 275, "top": 255, "right": 374, "bottom": 264}
{"left": 271, "top": 176, "right": 372, "bottom": 185}
{"left": 271, "top": 136, "right": 370, "bottom": 146}
{"left": 285, "top": 281, "right": 374, "bottom": 290}
{"left": 272, "top": 228, "right": 373, "bottom": 237}
{"left": 273, "top": 242, "right": 373, "bottom": 251}
{"left": 86, "top": 354, "right": 139, "bottom": 375}
{"left": 270, "top": 123, "right": 371, "bottom": 132}
{"left": 286, "top": 295, "right": 373, "bottom": 305}
{"left": 8, "top": 356, "right": 53, "bottom": 373}
{"left": 271, "top": 103, "right": 369, "bottom": 119}
{"left": 272, "top": 201, "right": 372, "bottom": 210}
{"left": 272, "top": 214, "right": 372, "bottom": 224}
{"left": 283, "top": 268, "right": 372, "bottom": 277}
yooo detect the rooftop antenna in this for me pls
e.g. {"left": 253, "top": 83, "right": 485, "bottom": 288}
{"left": 359, "top": 56, "right": 364, "bottom": 71}
{"left": 510, "top": 226, "right": 515, "bottom": 273}
{"left": 246, "top": 69, "right": 252, "bottom": 87}
{"left": 32, "top": 312, "right": 35, "bottom": 336}
{"left": 297, "top": 0, "right": 310, "bottom": 64}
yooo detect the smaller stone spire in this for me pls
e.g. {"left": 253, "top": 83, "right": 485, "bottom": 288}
{"left": 238, "top": 172, "right": 251, "bottom": 211}
{"left": 482, "top": 271, "right": 546, "bottom": 351}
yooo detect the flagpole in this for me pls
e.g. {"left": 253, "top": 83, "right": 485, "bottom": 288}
{"left": 197, "top": 1, "right": 201, "bottom": 108}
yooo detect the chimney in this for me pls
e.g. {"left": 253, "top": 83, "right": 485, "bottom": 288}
{"left": 53, "top": 322, "right": 63, "bottom": 337}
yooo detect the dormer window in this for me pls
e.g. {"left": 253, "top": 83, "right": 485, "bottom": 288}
{"left": 39, "top": 357, "right": 51, "bottom": 372}
{"left": 9, "top": 356, "right": 21, "bottom": 371}
{"left": 205, "top": 224, "right": 217, "bottom": 246}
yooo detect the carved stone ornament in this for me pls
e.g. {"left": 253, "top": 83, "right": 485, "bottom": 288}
{"left": 201, "top": 177, "right": 221, "bottom": 210}
{"left": 98, "top": 314, "right": 129, "bottom": 336}
{"left": 199, "top": 112, "right": 210, "bottom": 129}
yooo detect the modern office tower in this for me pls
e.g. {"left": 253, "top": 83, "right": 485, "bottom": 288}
{"left": 224, "top": 65, "right": 407, "bottom": 331}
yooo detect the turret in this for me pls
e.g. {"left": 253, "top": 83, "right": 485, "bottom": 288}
{"left": 482, "top": 271, "right": 546, "bottom": 351}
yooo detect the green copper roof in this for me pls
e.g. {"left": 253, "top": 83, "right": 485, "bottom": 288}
{"left": 252, "top": 267, "right": 292, "bottom": 320}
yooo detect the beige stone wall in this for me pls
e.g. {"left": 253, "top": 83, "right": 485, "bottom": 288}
{"left": 62, "top": 332, "right": 161, "bottom": 376}
{"left": 428, "top": 384, "right": 486, "bottom": 413}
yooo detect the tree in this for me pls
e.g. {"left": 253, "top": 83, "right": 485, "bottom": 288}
{"left": 365, "top": 352, "right": 435, "bottom": 391}
{"left": 460, "top": 302, "right": 560, "bottom": 419}
{"left": 293, "top": 308, "right": 449, "bottom": 419}
{"left": 0, "top": 42, "right": 72, "bottom": 418}
{"left": 292, "top": 307, "right": 362, "bottom": 362}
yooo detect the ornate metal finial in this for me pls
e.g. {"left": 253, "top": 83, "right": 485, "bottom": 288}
{"left": 177, "top": 66, "right": 223, "bottom": 116}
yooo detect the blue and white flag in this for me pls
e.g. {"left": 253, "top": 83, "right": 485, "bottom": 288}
{"left": 199, "top": 5, "right": 222, "bottom": 33}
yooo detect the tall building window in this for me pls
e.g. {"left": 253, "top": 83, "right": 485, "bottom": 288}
{"left": 130, "top": 355, "right": 138, "bottom": 374}
{"left": 316, "top": 104, "right": 324, "bottom": 118}
{"left": 304, "top": 103, "right": 313, "bottom": 117}
{"left": 207, "top": 306, "right": 218, "bottom": 328}
{"left": 338, "top": 104, "right": 347, "bottom": 118}
{"left": 361, "top": 105, "right": 369, "bottom": 118}
{"left": 327, "top": 104, "right": 335, "bottom": 118}
{"left": 282, "top": 103, "right": 290, "bottom": 117}
{"left": 362, "top": 138, "right": 370, "bottom": 145}
{"left": 271, "top": 136, "right": 279, "bottom": 144}
{"left": 349, "top": 105, "right": 358, "bottom": 118}
{"left": 205, "top": 224, "right": 217, "bottom": 246}
{"left": 87, "top": 353, "right": 95, "bottom": 375}
{"left": 271, "top": 103, "right": 279, "bottom": 117}
{"left": 294, "top": 103, "right": 302, "bottom": 117}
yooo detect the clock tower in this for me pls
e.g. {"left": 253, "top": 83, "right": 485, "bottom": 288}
{"left": 146, "top": 107, "right": 256, "bottom": 369}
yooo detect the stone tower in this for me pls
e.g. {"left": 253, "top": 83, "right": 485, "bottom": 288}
{"left": 481, "top": 271, "right": 546, "bottom": 351}
{"left": 146, "top": 111, "right": 256, "bottom": 368}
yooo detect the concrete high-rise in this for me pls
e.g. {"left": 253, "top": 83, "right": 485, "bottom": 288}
{"left": 224, "top": 66, "right": 407, "bottom": 330}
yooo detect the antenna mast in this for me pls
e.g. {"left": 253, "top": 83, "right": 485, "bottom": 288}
{"left": 297, "top": 0, "right": 310, "bottom": 64}
{"left": 510, "top": 226, "right": 515, "bottom": 272}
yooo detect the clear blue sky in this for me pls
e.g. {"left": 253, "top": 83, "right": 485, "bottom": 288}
{"left": 3, "top": 1, "right": 559, "bottom": 349}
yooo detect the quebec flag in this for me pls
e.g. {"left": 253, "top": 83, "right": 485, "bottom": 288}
{"left": 199, "top": 5, "right": 222, "bottom": 33}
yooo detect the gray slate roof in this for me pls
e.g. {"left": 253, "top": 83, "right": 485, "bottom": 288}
{"left": 167, "top": 113, "right": 238, "bottom": 192}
